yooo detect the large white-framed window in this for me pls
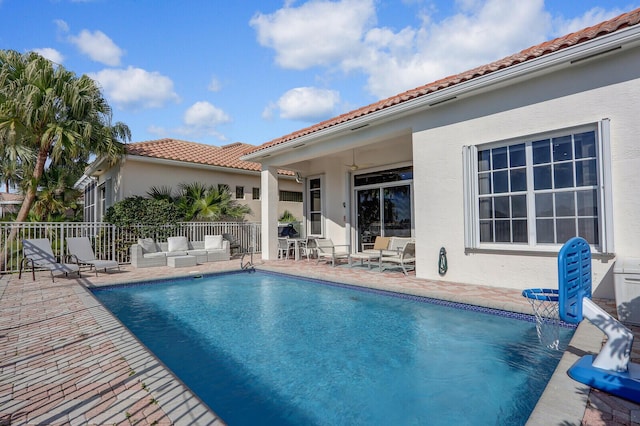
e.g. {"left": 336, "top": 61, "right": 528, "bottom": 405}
{"left": 463, "top": 120, "right": 613, "bottom": 253}
{"left": 307, "top": 175, "right": 324, "bottom": 237}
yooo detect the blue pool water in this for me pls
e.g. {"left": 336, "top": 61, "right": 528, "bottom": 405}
{"left": 93, "top": 271, "right": 574, "bottom": 425}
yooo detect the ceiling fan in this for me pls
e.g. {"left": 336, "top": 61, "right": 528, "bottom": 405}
{"left": 345, "top": 149, "right": 371, "bottom": 171}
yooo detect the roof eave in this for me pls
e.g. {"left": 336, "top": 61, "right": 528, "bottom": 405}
{"left": 242, "top": 24, "right": 640, "bottom": 162}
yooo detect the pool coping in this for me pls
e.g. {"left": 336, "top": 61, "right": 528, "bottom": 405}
{"left": 86, "top": 266, "right": 600, "bottom": 425}
{"left": 2, "top": 261, "right": 610, "bottom": 424}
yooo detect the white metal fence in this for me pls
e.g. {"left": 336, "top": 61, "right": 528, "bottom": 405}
{"left": 0, "top": 221, "right": 262, "bottom": 274}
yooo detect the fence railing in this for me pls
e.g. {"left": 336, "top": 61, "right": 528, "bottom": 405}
{"left": 0, "top": 221, "right": 262, "bottom": 274}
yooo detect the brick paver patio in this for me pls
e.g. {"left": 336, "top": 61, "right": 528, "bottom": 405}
{"left": 1, "top": 255, "right": 639, "bottom": 425}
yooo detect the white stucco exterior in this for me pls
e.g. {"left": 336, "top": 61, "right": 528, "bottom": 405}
{"left": 411, "top": 45, "right": 640, "bottom": 297}
{"left": 246, "top": 23, "right": 640, "bottom": 297}
{"left": 83, "top": 155, "right": 304, "bottom": 223}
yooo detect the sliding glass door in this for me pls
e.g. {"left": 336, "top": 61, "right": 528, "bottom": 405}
{"left": 354, "top": 166, "right": 413, "bottom": 251}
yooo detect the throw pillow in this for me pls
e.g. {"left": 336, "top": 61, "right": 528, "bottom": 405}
{"left": 138, "top": 238, "right": 157, "bottom": 253}
{"left": 205, "top": 235, "right": 224, "bottom": 250}
{"left": 167, "top": 236, "right": 189, "bottom": 252}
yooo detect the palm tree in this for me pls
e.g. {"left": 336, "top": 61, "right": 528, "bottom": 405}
{"left": 146, "top": 185, "right": 176, "bottom": 203}
{"left": 0, "top": 137, "right": 31, "bottom": 192}
{"left": 30, "top": 162, "right": 83, "bottom": 221}
{"left": 0, "top": 50, "right": 129, "bottom": 225}
{"left": 177, "top": 182, "right": 251, "bottom": 221}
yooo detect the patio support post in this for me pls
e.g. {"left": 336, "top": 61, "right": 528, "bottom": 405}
{"left": 261, "top": 165, "right": 280, "bottom": 260}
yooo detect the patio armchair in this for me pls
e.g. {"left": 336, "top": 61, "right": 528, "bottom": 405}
{"left": 278, "top": 237, "right": 295, "bottom": 259}
{"left": 380, "top": 242, "right": 416, "bottom": 275}
{"left": 222, "top": 233, "right": 241, "bottom": 255}
{"left": 66, "top": 237, "right": 120, "bottom": 276}
{"left": 19, "top": 238, "right": 81, "bottom": 282}
{"left": 315, "top": 238, "right": 350, "bottom": 267}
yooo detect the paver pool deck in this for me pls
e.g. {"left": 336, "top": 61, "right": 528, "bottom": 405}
{"left": 1, "top": 256, "right": 639, "bottom": 425}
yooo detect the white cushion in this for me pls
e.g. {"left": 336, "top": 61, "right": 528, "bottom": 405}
{"left": 138, "top": 238, "right": 157, "bottom": 253}
{"left": 205, "top": 235, "right": 224, "bottom": 250}
{"left": 167, "top": 236, "right": 189, "bottom": 252}
{"left": 165, "top": 250, "right": 188, "bottom": 257}
{"left": 143, "top": 252, "right": 166, "bottom": 259}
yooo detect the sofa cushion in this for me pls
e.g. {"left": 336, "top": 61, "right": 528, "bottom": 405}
{"left": 168, "top": 236, "right": 189, "bottom": 252}
{"left": 186, "top": 249, "right": 208, "bottom": 256}
{"left": 143, "top": 252, "right": 166, "bottom": 259}
{"left": 138, "top": 238, "right": 157, "bottom": 253}
{"left": 205, "top": 235, "right": 224, "bottom": 250}
{"left": 165, "top": 251, "right": 188, "bottom": 257}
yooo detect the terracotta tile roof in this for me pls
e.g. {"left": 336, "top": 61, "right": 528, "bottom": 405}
{"left": 126, "top": 138, "right": 294, "bottom": 175}
{"left": 251, "top": 7, "right": 640, "bottom": 154}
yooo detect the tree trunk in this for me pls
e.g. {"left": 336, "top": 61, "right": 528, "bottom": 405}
{"left": 2, "top": 147, "right": 49, "bottom": 270}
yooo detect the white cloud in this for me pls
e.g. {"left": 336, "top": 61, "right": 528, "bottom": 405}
{"left": 351, "top": 0, "right": 552, "bottom": 97}
{"left": 552, "top": 7, "right": 628, "bottom": 36}
{"left": 32, "top": 48, "right": 64, "bottom": 65}
{"left": 54, "top": 19, "right": 70, "bottom": 34}
{"left": 184, "top": 101, "right": 231, "bottom": 126}
{"left": 89, "top": 67, "right": 179, "bottom": 109}
{"left": 276, "top": 87, "right": 341, "bottom": 121}
{"left": 68, "top": 29, "right": 124, "bottom": 66}
{"left": 173, "top": 101, "right": 231, "bottom": 140}
{"left": 208, "top": 75, "right": 222, "bottom": 92}
{"left": 253, "top": 0, "right": 629, "bottom": 100}
{"left": 250, "top": 0, "right": 376, "bottom": 69}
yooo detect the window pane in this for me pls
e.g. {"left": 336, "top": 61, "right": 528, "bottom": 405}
{"left": 493, "top": 170, "right": 508, "bottom": 193}
{"left": 311, "top": 191, "right": 321, "bottom": 211}
{"left": 495, "top": 220, "right": 511, "bottom": 242}
{"left": 492, "top": 147, "right": 508, "bottom": 169}
{"left": 310, "top": 213, "right": 322, "bottom": 234}
{"left": 310, "top": 178, "right": 321, "bottom": 189}
{"left": 578, "top": 218, "right": 599, "bottom": 245}
{"left": 479, "top": 198, "right": 493, "bottom": 219}
{"left": 513, "top": 220, "right": 528, "bottom": 243}
{"left": 510, "top": 168, "right": 526, "bottom": 192}
{"left": 556, "top": 218, "right": 576, "bottom": 243}
{"left": 575, "top": 131, "right": 596, "bottom": 159}
{"left": 534, "top": 165, "right": 552, "bottom": 190}
{"left": 512, "top": 195, "right": 527, "bottom": 218}
{"left": 536, "top": 219, "right": 555, "bottom": 243}
{"left": 553, "top": 163, "right": 574, "bottom": 188}
{"left": 478, "top": 150, "right": 491, "bottom": 172}
{"left": 576, "top": 159, "right": 597, "bottom": 186}
{"left": 509, "top": 144, "right": 526, "bottom": 167}
{"left": 480, "top": 221, "right": 493, "bottom": 242}
{"left": 577, "top": 190, "right": 598, "bottom": 216}
{"left": 478, "top": 172, "right": 491, "bottom": 195}
{"left": 552, "top": 136, "right": 573, "bottom": 162}
{"left": 535, "top": 193, "right": 553, "bottom": 217}
{"left": 494, "top": 196, "right": 510, "bottom": 218}
{"left": 555, "top": 192, "right": 575, "bottom": 217}
{"left": 532, "top": 140, "right": 550, "bottom": 164}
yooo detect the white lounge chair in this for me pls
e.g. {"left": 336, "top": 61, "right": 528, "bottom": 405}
{"left": 66, "top": 237, "right": 120, "bottom": 276}
{"left": 381, "top": 242, "right": 416, "bottom": 275}
{"left": 19, "top": 238, "right": 81, "bottom": 282}
{"left": 315, "top": 238, "right": 350, "bottom": 267}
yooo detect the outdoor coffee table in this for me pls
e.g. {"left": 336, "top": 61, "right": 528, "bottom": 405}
{"left": 167, "top": 255, "right": 197, "bottom": 268}
{"left": 348, "top": 252, "right": 381, "bottom": 270}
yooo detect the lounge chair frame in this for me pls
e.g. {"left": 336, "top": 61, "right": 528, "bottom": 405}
{"left": 19, "top": 238, "right": 81, "bottom": 282}
{"left": 66, "top": 237, "right": 120, "bottom": 276}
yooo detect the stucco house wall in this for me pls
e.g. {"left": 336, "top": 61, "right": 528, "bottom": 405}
{"left": 411, "top": 44, "right": 640, "bottom": 296}
{"left": 107, "top": 157, "right": 303, "bottom": 223}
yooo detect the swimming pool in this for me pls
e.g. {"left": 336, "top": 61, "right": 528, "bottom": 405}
{"left": 93, "top": 271, "right": 574, "bottom": 425}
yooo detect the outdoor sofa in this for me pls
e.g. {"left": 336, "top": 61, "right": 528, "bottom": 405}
{"left": 131, "top": 235, "right": 230, "bottom": 268}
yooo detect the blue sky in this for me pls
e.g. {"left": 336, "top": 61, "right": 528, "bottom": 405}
{"left": 1, "top": 0, "right": 638, "bottom": 147}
